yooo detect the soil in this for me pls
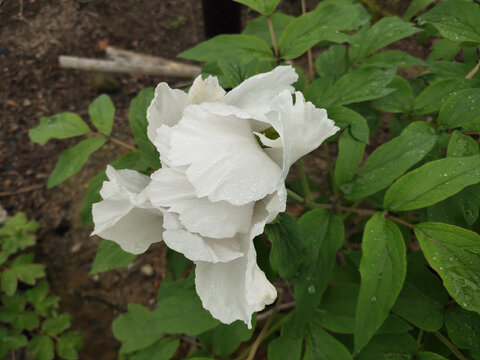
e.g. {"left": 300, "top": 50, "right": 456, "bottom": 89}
{"left": 0, "top": 0, "right": 428, "bottom": 359}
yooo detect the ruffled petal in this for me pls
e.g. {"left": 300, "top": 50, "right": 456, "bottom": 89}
{"left": 266, "top": 90, "right": 340, "bottom": 182}
{"left": 147, "top": 83, "right": 188, "bottom": 144}
{"left": 147, "top": 168, "right": 254, "bottom": 239}
{"left": 92, "top": 166, "right": 164, "bottom": 254}
{"left": 222, "top": 66, "right": 298, "bottom": 127}
{"left": 93, "top": 206, "right": 164, "bottom": 254}
{"left": 167, "top": 104, "right": 282, "bottom": 206}
{"left": 162, "top": 212, "right": 244, "bottom": 263}
{"left": 187, "top": 75, "right": 226, "bottom": 105}
{"left": 195, "top": 235, "right": 276, "bottom": 328}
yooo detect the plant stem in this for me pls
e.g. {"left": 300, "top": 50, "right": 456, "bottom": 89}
{"left": 417, "top": 329, "right": 424, "bottom": 347}
{"left": 323, "top": 143, "right": 339, "bottom": 199}
{"left": 287, "top": 189, "right": 416, "bottom": 229}
{"left": 246, "top": 291, "right": 284, "bottom": 360}
{"left": 92, "top": 132, "right": 138, "bottom": 151}
{"left": 297, "top": 160, "right": 313, "bottom": 202}
{"left": 433, "top": 331, "right": 468, "bottom": 360}
{"left": 300, "top": 0, "right": 315, "bottom": 80}
{"left": 466, "top": 59, "right": 480, "bottom": 79}
{"left": 267, "top": 15, "right": 279, "bottom": 58}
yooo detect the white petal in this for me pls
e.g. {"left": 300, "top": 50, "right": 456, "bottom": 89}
{"left": 195, "top": 235, "right": 276, "bottom": 328}
{"left": 267, "top": 90, "right": 340, "bottom": 182}
{"left": 222, "top": 66, "right": 298, "bottom": 125}
{"left": 147, "top": 168, "right": 254, "bottom": 239}
{"left": 147, "top": 83, "right": 188, "bottom": 144}
{"left": 162, "top": 212, "right": 244, "bottom": 263}
{"left": 102, "top": 165, "right": 150, "bottom": 198}
{"left": 187, "top": 75, "right": 226, "bottom": 105}
{"left": 167, "top": 105, "right": 282, "bottom": 205}
{"left": 93, "top": 206, "right": 164, "bottom": 254}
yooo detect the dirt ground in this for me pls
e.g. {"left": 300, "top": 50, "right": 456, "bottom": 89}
{"left": 1, "top": 0, "right": 425, "bottom": 359}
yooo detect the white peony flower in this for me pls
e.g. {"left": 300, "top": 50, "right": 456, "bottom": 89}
{"left": 92, "top": 65, "right": 339, "bottom": 328}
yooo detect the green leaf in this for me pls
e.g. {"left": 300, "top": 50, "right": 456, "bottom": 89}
{"left": 33, "top": 296, "right": 60, "bottom": 318}
{"left": 113, "top": 304, "right": 165, "bottom": 354}
{"left": 28, "top": 334, "right": 55, "bottom": 360}
{"left": 26, "top": 279, "right": 49, "bottom": 304}
{"left": 445, "top": 306, "right": 480, "bottom": 351}
{"left": 88, "top": 94, "right": 115, "bottom": 135}
{"left": 199, "top": 320, "right": 254, "bottom": 358}
{"left": 315, "top": 45, "right": 348, "bottom": 80}
{"left": 448, "top": 131, "right": 479, "bottom": 157}
{"left": 267, "top": 315, "right": 302, "bottom": 360}
{"left": 29, "top": 113, "right": 90, "bottom": 145}
{"left": 90, "top": 240, "right": 137, "bottom": 275}
{"left": 234, "top": 0, "right": 279, "bottom": 15}
{"left": 307, "top": 67, "right": 396, "bottom": 108}
{"left": 278, "top": 0, "right": 369, "bottom": 59}
{"left": 414, "top": 223, "right": 480, "bottom": 315}
{"left": 178, "top": 34, "right": 274, "bottom": 62}
{"left": 12, "top": 260, "right": 45, "bottom": 285}
{"left": 417, "top": 352, "right": 449, "bottom": 360}
{"left": 438, "top": 88, "right": 480, "bottom": 132}
{"left": 12, "top": 311, "right": 39, "bottom": 331}
{"left": 327, "top": 106, "right": 369, "bottom": 143}
{"left": 403, "top": 0, "right": 436, "bottom": 20}
{"left": 428, "top": 60, "right": 475, "bottom": 78}
{"left": 334, "top": 130, "right": 366, "bottom": 186}
{"left": 413, "top": 78, "right": 480, "bottom": 115}
{"left": 80, "top": 151, "right": 148, "bottom": 227}
{"left": 42, "top": 313, "right": 71, "bottom": 336}
{"left": 304, "top": 315, "right": 353, "bottom": 360}
{"left": 295, "top": 210, "right": 344, "bottom": 331}
{"left": 57, "top": 332, "right": 83, "bottom": 360}
{"left": 354, "top": 213, "right": 406, "bottom": 353}
{"left": 47, "top": 136, "right": 106, "bottom": 188}
{"left": 341, "top": 122, "right": 437, "bottom": 200}
{"left": 265, "top": 213, "right": 302, "bottom": 280}
{"left": 129, "top": 88, "right": 160, "bottom": 169}
{"left": 356, "top": 333, "right": 417, "bottom": 360}
{"left": 418, "top": 0, "right": 480, "bottom": 43}
{"left": 316, "top": 283, "right": 359, "bottom": 333}
{"left": 130, "top": 338, "right": 180, "bottom": 360}
{"left": 357, "top": 50, "right": 426, "bottom": 69}
{"left": 166, "top": 248, "right": 190, "bottom": 279}
{"left": 154, "top": 284, "right": 219, "bottom": 335}
{"left": 217, "top": 58, "right": 274, "bottom": 88}
{"left": 349, "top": 17, "right": 420, "bottom": 62}
{"left": 384, "top": 155, "right": 480, "bottom": 211}
{"left": 392, "top": 253, "right": 449, "bottom": 331}
{"left": 242, "top": 13, "right": 294, "bottom": 47}
{"left": 1, "top": 268, "right": 17, "bottom": 295}
{"left": 371, "top": 76, "right": 414, "bottom": 113}
{"left": 428, "top": 39, "right": 462, "bottom": 61}
{"left": 0, "top": 293, "right": 26, "bottom": 321}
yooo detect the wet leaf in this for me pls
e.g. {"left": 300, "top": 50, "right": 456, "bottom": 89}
{"left": 355, "top": 213, "right": 406, "bottom": 353}
{"left": 414, "top": 223, "right": 480, "bottom": 315}
{"left": 419, "top": 0, "right": 480, "bottom": 43}
{"left": 384, "top": 155, "right": 480, "bottom": 211}
{"left": 438, "top": 88, "right": 480, "bottom": 132}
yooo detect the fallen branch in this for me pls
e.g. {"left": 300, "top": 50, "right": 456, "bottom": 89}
{"left": 59, "top": 46, "right": 201, "bottom": 78}
{"left": 0, "top": 183, "right": 45, "bottom": 197}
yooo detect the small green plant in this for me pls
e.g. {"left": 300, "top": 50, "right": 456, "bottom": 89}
{"left": 0, "top": 213, "right": 83, "bottom": 359}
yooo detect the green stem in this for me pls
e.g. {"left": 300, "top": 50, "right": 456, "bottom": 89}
{"left": 323, "top": 143, "right": 339, "bottom": 199}
{"left": 89, "top": 132, "right": 138, "bottom": 152}
{"left": 297, "top": 160, "right": 313, "bottom": 203}
{"left": 287, "top": 189, "right": 416, "bottom": 228}
{"left": 267, "top": 15, "right": 279, "bottom": 58}
{"left": 433, "top": 331, "right": 468, "bottom": 360}
{"left": 245, "top": 292, "right": 284, "bottom": 360}
{"left": 235, "top": 311, "right": 292, "bottom": 360}
{"left": 417, "top": 329, "right": 424, "bottom": 347}
{"left": 466, "top": 58, "right": 480, "bottom": 79}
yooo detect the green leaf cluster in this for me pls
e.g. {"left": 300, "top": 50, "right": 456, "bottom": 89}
{"left": 0, "top": 214, "right": 82, "bottom": 359}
